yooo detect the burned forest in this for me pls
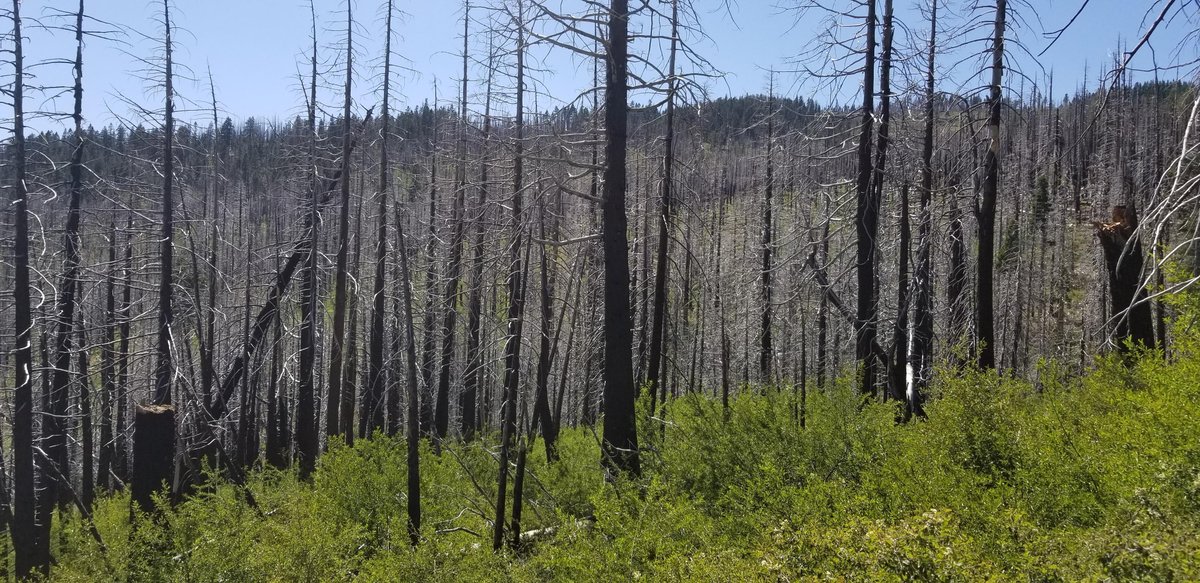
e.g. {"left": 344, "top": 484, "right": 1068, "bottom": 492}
{"left": 2, "top": 0, "right": 1200, "bottom": 579}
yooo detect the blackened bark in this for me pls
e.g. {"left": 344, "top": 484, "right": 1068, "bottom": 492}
{"left": 420, "top": 136, "right": 440, "bottom": 438}
{"left": 47, "top": 0, "right": 88, "bottom": 512}
{"left": 340, "top": 179, "right": 365, "bottom": 446}
{"left": 266, "top": 309, "right": 287, "bottom": 468}
{"left": 10, "top": 1, "right": 39, "bottom": 574}
{"left": 761, "top": 83, "right": 775, "bottom": 385}
{"left": 495, "top": 4, "right": 528, "bottom": 548}
{"left": 600, "top": 0, "right": 640, "bottom": 476}
{"left": 462, "top": 55, "right": 495, "bottom": 440}
{"left": 854, "top": 0, "right": 879, "bottom": 397}
{"left": 116, "top": 214, "right": 133, "bottom": 482}
{"left": 909, "top": 0, "right": 937, "bottom": 419}
{"left": 131, "top": 405, "right": 175, "bottom": 513}
{"left": 533, "top": 203, "right": 558, "bottom": 461}
{"left": 435, "top": 5, "right": 471, "bottom": 441}
{"left": 646, "top": 0, "right": 679, "bottom": 411}
{"left": 977, "top": 0, "right": 1007, "bottom": 369}
{"left": 366, "top": 0, "right": 395, "bottom": 440}
{"left": 153, "top": 0, "right": 176, "bottom": 406}
{"left": 100, "top": 222, "right": 117, "bottom": 491}
{"left": 510, "top": 441, "right": 528, "bottom": 549}
{"left": 1095, "top": 205, "right": 1156, "bottom": 352}
{"left": 817, "top": 215, "right": 830, "bottom": 389}
{"left": 890, "top": 183, "right": 910, "bottom": 403}
{"left": 77, "top": 324, "right": 94, "bottom": 508}
{"left": 296, "top": 6, "right": 321, "bottom": 479}
{"left": 716, "top": 201, "right": 731, "bottom": 415}
{"left": 394, "top": 166, "right": 423, "bottom": 548}
{"left": 948, "top": 197, "right": 969, "bottom": 366}
{"left": 326, "top": 0, "right": 356, "bottom": 441}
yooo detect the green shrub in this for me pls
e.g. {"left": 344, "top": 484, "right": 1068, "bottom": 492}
{"left": 37, "top": 320, "right": 1200, "bottom": 581}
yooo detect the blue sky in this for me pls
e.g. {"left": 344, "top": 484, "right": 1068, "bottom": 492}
{"left": 17, "top": 0, "right": 1196, "bottom": 132}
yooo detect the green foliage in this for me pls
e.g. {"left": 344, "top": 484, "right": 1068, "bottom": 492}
{"left": 996, "top": 220, "right": 1022, "bottom": 271}
{"left": 1033, "top": 175, "right": 1051, "bottom": 226}
{"left": 39, "top": 327, "right": 1200, "bottom": 581}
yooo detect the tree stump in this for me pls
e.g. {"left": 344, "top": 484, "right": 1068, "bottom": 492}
{"left": 131, "top": 404, "right": 175, "bottom": 513}
{"left": 1094, "top": 204, "right": 1156, "bottom": 352}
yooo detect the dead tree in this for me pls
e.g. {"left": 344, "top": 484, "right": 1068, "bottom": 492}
{"left": 46, "top": 0, "right": 89, "bottom": 512}
{"left": 296, "top": 1, "right": 321, "bottom": 479}
{"left": 133, "top": 0, "right": 178, "bottom": 513}
{"left": 872, "top": 0, "right": 899, "bottom": 401}
{"left": 366, "top": 0, "right": 396, "bottom": 439}
{"left": 435, "top": 3, "right": 472, "bottom": 441}
{"left": 761, "top": 78, "right": 775, "bottom": 385}
{"left": 462, "top": 41, "right": 496, "bottom": 439}
{"left": 100, "top": 221, "right": 117, "bottom": 489}
{"left": 646, "top": 0, "right": 680, "bottom": 410}
{"left": 599, "top": 0, "right": 641, "bottom": 477}
{"left": 976, "top": 0, "right": 1007, "bottom": 369}
{"left": 495, "top": 0, "right": 529, "bottom": 550}
{"left": 151, "top": 0, "right": 176, "bottom": 406}
{"left": 419, "top": 94, "right": 441, "bottom": 438}
{"left": 396, "top": 192, "right": 423, "bottom": 547}
{"left": 9, "top": 0, "right": 43, "bottom": 575}
{"left": 908, "top": 0, "right": 937, "bottom": 420}
{"left": 326, "top": 0, "right": 356, "bottom": 441}
{"left": 853, "top": 0, "right": 879, "bottom": 397}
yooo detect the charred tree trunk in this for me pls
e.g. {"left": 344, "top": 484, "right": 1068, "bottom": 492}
{"left": 462, "top": 52, "right": 495, "bottom": 440}
{"left": 435, "top": 5, "right": 471, "bottom": 441}
{"left": 533, "top": 202, "right": 558, "bottom": 461}
{"left": 296, "top": 6, "right": 321, "bottom": 479}
{"left": 265, "top": 308, "right": 287, "bottom": 468}
{"left": 134, "top": 0, "right": 178, "bottom": 516}
{"left": 816, "top": 214, "right": 830, "bottom": 389}
{"left": 326, "top": 0, "right": 356, "bottom": 441}
{"left": 76, "top": 324, "right": 94, "bottom": 508}
{"left": 131, "top": 405, "right": 175, "bottom": 513}
{"left": 874, "top": 0, "right": 898, "bottom": 401}
{"left": 977, "top": 0, "right": 1007, "bottom": 369}
{"left": 854, "top": 0, "right": 879, "bottom": 397}
{"left": 909, "top": 0, "right": 937, "bottom": 420}
{"left": 152, "top": 0, "right": 176, "bottom": 406}
{"left": 10, "top": 0, "right": 41, "bottom": 573}
{"left": 420, "top": 122, "right": 441, "bottom": 439}
{"left": 366, "top": 0, "right": 395, "bottom": 440}
{"left": 646, "top": 0, "right": 679, "bottom": 412}
{"left": 397, "top": 214, "right": 423, "bottom": 546}
{"left": 761, "top": 81, "right": 775, "bottom": 385}
{"left": 948, "top": 196, "right": 969, "bottom": 367}
{"left": 716, "top": 201, "right": 731, "bottom": 414}
{"left": 115, "top": 214, "right": 133, "bottom": 483}
{"left": 100, "top": 221, "right": 117, "bottom": 491}
{"left": 1095, "top": 205, "right": 1156, "bottom": 352}
{"left": 600, "top": 0, "right": 641, "bottom": 476}
{"left": 890, "top": 183, "right": 910, "bottom": 404}
{"left": 340, "top": 185, "right": 365, "bottom": 447}
{"left": 495, "top": 3, "right": 528, "bottom": 549}
{"left": 47, "top": 0, "right": 88, "bottom": 512}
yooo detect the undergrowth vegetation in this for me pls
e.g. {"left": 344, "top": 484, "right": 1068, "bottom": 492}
{"left": 42, "top": 319, "right": 1200, "bottom": 581}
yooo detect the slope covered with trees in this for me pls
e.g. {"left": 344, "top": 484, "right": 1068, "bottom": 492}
{"left": 0, "top": 0, "right": 1198, "bottom": 579}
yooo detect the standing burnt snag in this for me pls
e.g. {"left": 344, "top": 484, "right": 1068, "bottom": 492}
{"left": 132, "top": 404, "right": 176, "bottom": 513}
{"left": 1094, "top": 204, "right": 1156, "bottom": 352}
